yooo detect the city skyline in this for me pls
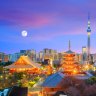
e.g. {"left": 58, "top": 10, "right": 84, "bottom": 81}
{"left": 0, "top": 0, "right": 96, "bottom": 54}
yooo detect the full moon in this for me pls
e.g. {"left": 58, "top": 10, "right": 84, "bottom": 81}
{"left": 21, "top": 30, "right": 28, "bottom": 37}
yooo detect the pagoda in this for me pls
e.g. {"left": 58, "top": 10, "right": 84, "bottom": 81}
{"left": 62, "top": 41, "right": 81, "bottom": 74}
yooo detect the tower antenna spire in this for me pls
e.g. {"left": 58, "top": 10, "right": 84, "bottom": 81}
{"left": 88, "top": 12, "right": 91, "bottom": 28}
{"left": 69, "top": 40, "right": 71, "bottom": 50}
{"left": 88, "top": 12, "right": 90, "bottom": 20}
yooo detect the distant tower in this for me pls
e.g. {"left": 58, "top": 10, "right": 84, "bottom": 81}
{"left": 82, "top": 46, "right": 87, "bottom": 63}
{"left": 69, "top": 40, "right": 71, "bottom": 50}
{"left": 87, "top": 13, "right": 91, "bottom": 62}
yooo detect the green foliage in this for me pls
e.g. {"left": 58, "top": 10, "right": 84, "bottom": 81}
{"left": 28, "top": 76, "right": 40, "bottom": 88}
{"left": 86, "top": 76, "right": 96, "bottom": 85}
{"left": 4, "top": 61, "right": 13, "bottom": 66}
{"left": 13, "top": 72, "right": 29, "bottom": 87}
{"left": 17, "top": 79, "right": 28, "bottom": 87}
{"left": 17, "top": 80, "right": 22, "bottom": 87}
{"left": 13, "top": 72, "right": 27, "bottom": 80}
{"left": 0, "top": 62, "right": 4, "bottom": 66}
{"left": 28, "top": 81, "right": 36, "bottom": 87}
{"left": 0, "top": 71, "right": 41, "bottom": 89}
{"left": 0, "top": 75, "right": 3, "bottom": 81}
{"left": 7, "top": 74, "right": 12, "bottom": 80}
{"left": 34, "top": 76, "right": 40, "bottom": 82}
{"left": 0, "top": 66, "right": 3, "bottom": 74}
{"left": 17, "top": 79, "right": 37, "bottom": 88}
{"left": 0, "top": 61, "right": 13, "bottom": 66}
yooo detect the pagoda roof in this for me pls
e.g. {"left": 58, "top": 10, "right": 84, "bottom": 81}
{"left": 4, "top": 56, "right": 41, "bottom": 69}
{"left": 65, "top": 50, "right": 75, "bottom": 54}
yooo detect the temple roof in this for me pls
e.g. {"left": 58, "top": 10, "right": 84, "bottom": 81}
{"left": 42, "top": 72, "right": 64, "bottom": 87}
{"left": 42, "top": 72, "right": 92, "bottom": 88}
{"left": 65, "top": 50, "right": 74, "bottom": 54}
{"left": 4, "top": 56, "right": 41, "bottom": 69}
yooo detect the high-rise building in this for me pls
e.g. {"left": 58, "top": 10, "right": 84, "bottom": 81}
{"left": 82, "top": 46, "right": 87, "bottom": 63}
{"left": 26, "top": 49, "right": 36, "bottom": 61}
{"left": 36, "top": 53, "right": 39, "bottom": 62}
{"left": 20, "top": 50, "right": 26, "bottom": 55}
{"left": 8, "top": 53, "right": 21, "bottom": 62}
{"left": 0, "top": 52, "right": 9, "bottom": 62}
{"left": 39, "top": 51, "right": 44, "bottom": 62}
{"left": 87, "top": 13, "right": 91, "bottom": 62}
{"left": 43, "top": 48, "right": 49, "bottom": 55}
{"left": 0, "top": 52, "right": 4, "bottom": 62}
{"left": 75, "top": 54, "right": 82, "bottom": 63}
{"left": 92, "top": 54, "right": 96, "bottom": 63}
{"left": 4, "top": 54, "right": 9, "bottom": 62}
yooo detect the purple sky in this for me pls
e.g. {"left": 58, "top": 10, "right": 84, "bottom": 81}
{"left": 0, "top": 0, "right": 96, "bottom": 54}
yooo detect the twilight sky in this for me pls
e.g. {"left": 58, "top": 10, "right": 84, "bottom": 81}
{"left": 0, "top": 0, "right": 96, "bottom": 54}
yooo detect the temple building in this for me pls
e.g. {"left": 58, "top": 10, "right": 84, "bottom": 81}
{"left": 41, "top": 72, "right": 65, "bottom": 96}
{"left": 61, "top": 41, "right": 81, "bottom": 74}
{"left": 41, "top": 71, "right": 92, "bottom": 96}
{"left": 4, "top": 56, "right": 41, "bottom": 74}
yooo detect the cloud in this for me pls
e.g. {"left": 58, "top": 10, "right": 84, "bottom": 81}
{"left": 0, "top": 9, "right": 56, "bottom": 28}
{"left": 0, "top": 0, "right": 96, "bottom": 29}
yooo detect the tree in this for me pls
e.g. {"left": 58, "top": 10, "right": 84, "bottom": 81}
{"left": 83, "top": 84, "right": 96, "bottom": 96}
{"left": 61, "top": 76, "right": 87, "bottom": 96}
{"left": 4, "top": 61, "right": 13, "bottom": 66}
{"left": 86, "top": 76, "right": 96, "bottom": 85}
{"left": 13, "top": 72, "right": 27, "bottom": 80}
{"left": 28, "top": 81, "right": 36, "bottom": 87}
{"left": 0, "top": 66, "right": 3, "bottom": 74}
